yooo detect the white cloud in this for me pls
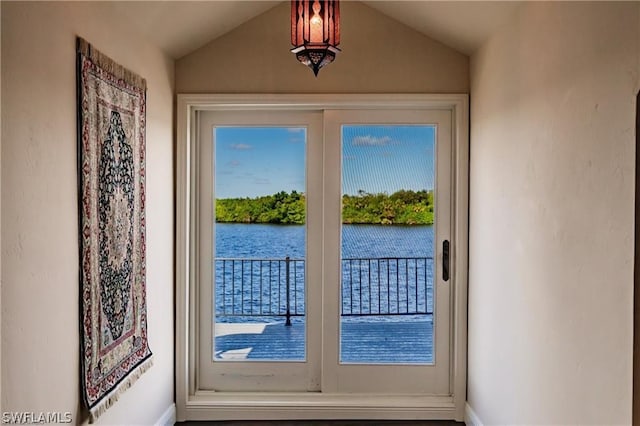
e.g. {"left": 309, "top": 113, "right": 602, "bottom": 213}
{"left": 352, "top": 135, "right": 392, "bottom": 146}
{"left": 230, "top": 143, "right": 252, "bottom": 150}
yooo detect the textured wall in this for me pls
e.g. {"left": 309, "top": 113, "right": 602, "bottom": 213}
{"left": 1, "top": 2, "right": 174, "bottom": 424}
{"left": 468, "top": 2, "right": 639, "bottom": 424}
{"left": 176, "top": 1, "right": 469, "bottom": 94}
{"left": 0, "top": 1, "right": 3, "bottom": 412}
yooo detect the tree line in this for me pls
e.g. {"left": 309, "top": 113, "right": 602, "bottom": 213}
{"left": 215, "top": 189, "right": 434, "bottom": 225}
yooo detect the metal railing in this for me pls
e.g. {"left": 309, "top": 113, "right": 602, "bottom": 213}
{"left": 215, "top": 256, "right": 433, "bottom": 325}
{"left": 215, "top": 257, "right": 305, "bottom": 325}
{"left": 341, "top": 257, "right": 433, "bottom": 316}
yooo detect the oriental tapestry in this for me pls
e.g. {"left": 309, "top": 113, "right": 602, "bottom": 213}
{"left": 77, "top": 37, "right": 152, "bottom": 422}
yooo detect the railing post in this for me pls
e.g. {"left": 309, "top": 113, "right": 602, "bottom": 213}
{"left": 285, "top": 256, "right": 292, "bottom": 326}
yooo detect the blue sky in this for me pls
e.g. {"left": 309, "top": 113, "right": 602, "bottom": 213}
{"left": 215, "top": 127, "right": 306, "bottom": 198}
{"left": 342, "top": 125, "right": 435, "bottom": 195}
{"left": 214, "top": 125, "right": 435, "bottom": 198}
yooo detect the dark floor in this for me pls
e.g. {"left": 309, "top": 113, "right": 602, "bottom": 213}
{"left": 177, "top": 421, "right": 463, "bottom": 426}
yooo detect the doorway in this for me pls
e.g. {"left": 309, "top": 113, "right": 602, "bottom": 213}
{"left": 175, "top": 94, "right": 468, "bottom": 421}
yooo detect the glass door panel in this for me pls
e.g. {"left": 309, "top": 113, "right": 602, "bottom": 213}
{"left": 214, "top": 126, "right": 307, "bottom": 362}
{"left": 340, "top": 125, "right": 435, "bottom": 364}
{"left": 322, "top": 109, "right": 452, "bottom": 395}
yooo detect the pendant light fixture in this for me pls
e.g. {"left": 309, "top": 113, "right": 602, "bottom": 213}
{"left": 291, "top": 0, "right": 341, "bottom": 76}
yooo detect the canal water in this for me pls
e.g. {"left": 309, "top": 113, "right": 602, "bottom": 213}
{"left": 215, "top": 223, "right": 434, "bottom": 259}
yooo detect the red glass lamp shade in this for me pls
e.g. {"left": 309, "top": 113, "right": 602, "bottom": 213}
{"left": 291, "top": 0, "right": 341, "bottom": 76}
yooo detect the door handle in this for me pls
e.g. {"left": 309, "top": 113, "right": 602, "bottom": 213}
{"left": 442, "top": 240, "right": 450, "bottom": 282}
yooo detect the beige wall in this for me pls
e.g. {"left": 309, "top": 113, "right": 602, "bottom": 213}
{"left": 468, "top": 2, "right": 640, "bottom": 424}
{"left": 635, "top": 90, "right": 640, "bottom": 426}
{"left": 176, "top": 1, "right": 469, "bottom": 94}
{"left": 636, "top": 7, "right": 640, "bottom": 422}
{"left": 1, "top": 2, "right": 174, "bottom": 425}
{"left": 0, "top": 0, "right": 3, "bottom": 412}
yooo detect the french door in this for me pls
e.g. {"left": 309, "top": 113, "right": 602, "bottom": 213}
{"left": 197, "top": 110, "right": 323, "bottom": 391}
{"left": 322, "top": 109, "right": 451, "bottom": 394}
{"left": 197, "top": 107, "right": 452, "bottom": 395}
{"left": 177, "top": 95, "right": 469, "bottom": 422}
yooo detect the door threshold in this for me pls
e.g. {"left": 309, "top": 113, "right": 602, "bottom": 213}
{"left": 184, "top": 391, "right": 459, "bottom": 421}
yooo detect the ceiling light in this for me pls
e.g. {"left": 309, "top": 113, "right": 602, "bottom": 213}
{"left": 291, "top": 0, "right": 341, "bottom": 77}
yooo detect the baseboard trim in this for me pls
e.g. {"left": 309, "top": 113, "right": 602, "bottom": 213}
{"left": 156, "top": 403, "right": 176, "bottom": 426}
{"left": 465, "top": 403, "right": 483, "bottom": 426}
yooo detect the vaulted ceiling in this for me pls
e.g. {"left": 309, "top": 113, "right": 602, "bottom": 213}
{"left": 109, "top": 1, "right": 522, "bottom": 59}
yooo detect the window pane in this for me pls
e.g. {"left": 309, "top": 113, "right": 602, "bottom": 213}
{"left": 213, "top": 127, "right": 306, "bottom": 361}
{"left": 340, "top": 125, "right": 435, "bottom": 364}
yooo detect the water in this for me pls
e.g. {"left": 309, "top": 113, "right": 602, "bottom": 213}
{"left": 215, "top": 223, "right": 434, "bottom": 258}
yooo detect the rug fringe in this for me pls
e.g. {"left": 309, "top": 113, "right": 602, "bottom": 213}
{"left": 77, "top": 37, "right": 146, "bottom": 91}
{"left": 88, "top": 356, "right": 154, "bottom": 423}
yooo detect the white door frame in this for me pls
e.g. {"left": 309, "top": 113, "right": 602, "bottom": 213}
{"left": 175, "top": 94, "right": 469, "bottom": 422}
